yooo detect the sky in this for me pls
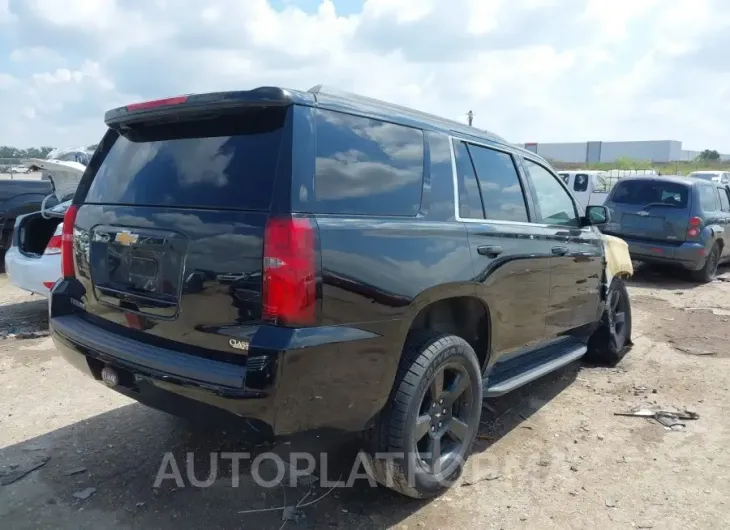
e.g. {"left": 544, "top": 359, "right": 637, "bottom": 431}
{"left": 0, "top": 0, "right": 728, "bottom": 150}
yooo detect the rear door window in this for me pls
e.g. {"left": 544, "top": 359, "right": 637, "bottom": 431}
{"left": 698, "top": 185, "right": 719, "bottom": 211}
{"left": 609, "top": 180, "right": 689, "bottom": 208}
{"left": 466, "top": 144, "right": 529, "bottom": 222}
{"left": 85, "top": 109, "right": 288, "bottom": 210}
{"left": 454, "top": 141, "right": 484, "bottom": 219}
{"left": 717, "top": 188, "right": 730, "bottom": 212}
{"left": 295, "top": 109, "right": 424, "bottom": 216}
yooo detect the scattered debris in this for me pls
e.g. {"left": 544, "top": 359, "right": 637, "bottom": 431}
{"left": 605, "top": 499, "right": 617, "bottom": 508}
{"left": 615, "top": 407, "right": 699, "bottom": 428}
{"left": 6, "top": 330, "right": 50, "bottom": 340}
{"left": 461, "top": 470, "right": 503, "bottom": 486}
{"left": 569, "top": 464, "right": 579, "bottom": 472}
{"left": 716, "top": 274, "right": 730, "bottom": 283}
{"left": 72, "top": 487, "right": 97, "bottom": 500}
{"left": 637, "top": 523, "right": 654, "bottom": 529}
{"left": 0, "top": 455, "right": 50, "bottom": 485}
{"left": 282, "top": 506, "right": 305, "bottom": 523}
{"left": 63, "top": 466, "right": 87, "bottom": 476}
{"left": 669, "top": 341, "right": 716, "bottom": 356}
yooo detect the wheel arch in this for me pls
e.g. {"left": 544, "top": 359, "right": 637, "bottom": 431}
{"left": 396, "top": 284, "right": 492, "bottom": 372}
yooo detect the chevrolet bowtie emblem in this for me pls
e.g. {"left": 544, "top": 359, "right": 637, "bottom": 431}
{"left": 115, "top": 231, "right": 139, "bottom": 246}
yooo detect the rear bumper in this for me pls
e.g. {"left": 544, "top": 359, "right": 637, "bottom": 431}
{"left": 621, "top": 237, "right": 707, "bottom": 270}
{"left": 4, "top": 247, "right": 60, "bottom": 297}
{"left": 50, "top": 281, "right": 398, "bottom": 437}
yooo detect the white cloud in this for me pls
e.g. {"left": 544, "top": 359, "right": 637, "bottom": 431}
{"left": 0, "top": 0, "right": 727, "bottom": 151}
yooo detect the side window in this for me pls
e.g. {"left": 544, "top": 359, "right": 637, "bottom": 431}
{"left": 454, "top": 141, "right": 484, "bottom": 219}
{"left": 303, "top": 109, "right": 424, "bottom": 216}
{"left": 698, "top": 185, "right": 719, "bottom": 211}
{"left": 466, "top": 144, "right": 529, "bottom": 222}
{"left": 717, "top": 188, "right": 730, "bottom": 212}
{"left": 426, "top": 132, "right": 456, "bottom": 221}
{"left": 559, "top": 173, "right": 570, "bottom": 184}
{"left": 573, "top": 173, "right": 589, "bottom": 192}
{"left": 524, "top": 160, "right": 580, "bottom": 227}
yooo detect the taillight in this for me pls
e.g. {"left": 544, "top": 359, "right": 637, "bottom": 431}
{"left": 44, "top": 234, "right": 62, "bottom": 255}
{"left": 61, "top": 205, "right": 79, "bottom": 278}
{"left": 687, "top": 216, "right": 702, "bottom": 238}
{"left": 262, "top": 216, "right": 317, "bottom": 326}
{"left": 126, "top": 95, "right": 188, "bottom": 111}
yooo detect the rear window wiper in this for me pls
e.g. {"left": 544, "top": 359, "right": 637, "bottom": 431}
{"left": 641, "top": 202, "right": 681, "bottom": 208}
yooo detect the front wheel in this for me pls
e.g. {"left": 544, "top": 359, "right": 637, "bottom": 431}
{"left": 585, "top": 277, "right": 632, "bottom": 366}
{"left": 363, "top": 333, "right": 483, "bottom": 498}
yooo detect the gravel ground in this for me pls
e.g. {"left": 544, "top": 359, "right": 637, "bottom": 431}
{"left": 1, "top": 264, "right": 730, "bottom": 529}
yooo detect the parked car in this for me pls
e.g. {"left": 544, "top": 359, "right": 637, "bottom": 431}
{"left": 687, "top": 170, "right": 730, "bottom": 185}
{"left": 602, "top": 175, "right": 730, "bottom": 282}
{"left": 557, "top": 170, "right": 613, "bottom": 210}
{"left": 4, "top": 200, "right": 71, "bottom": 296}
{"left": 4, "top": 159, "right": 85, "bottom": 295}
{"left": 49, "top": 85, "right": 633, "bottom": 499}
{"left": 0, "top": 178, "right": 54, "bottom": 251}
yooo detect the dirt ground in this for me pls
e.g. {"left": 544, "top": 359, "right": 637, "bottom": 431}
{"left": 1, "top": 264, "right": 730, "bottom": 529}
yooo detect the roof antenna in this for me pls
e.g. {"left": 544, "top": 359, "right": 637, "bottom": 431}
{"left": 467, "top": 110, "right": 474, "bottom": 126}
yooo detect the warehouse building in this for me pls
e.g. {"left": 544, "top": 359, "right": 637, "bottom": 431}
{"left": 521, "top": 140, "right": 729, "bottom": 163}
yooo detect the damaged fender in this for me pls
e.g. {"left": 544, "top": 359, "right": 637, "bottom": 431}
{"left": 602, "top": 234, "right": 633, "bottom": 285}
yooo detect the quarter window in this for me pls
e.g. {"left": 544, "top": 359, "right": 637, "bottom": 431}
{"left": 573, "top": 173, "right": 589, "bottom": 192}
{"left": 297, "top": 109, "right": 425, "bottom": 216}
{"left": 524, "top": 160, "right": 579, "bottom": 227}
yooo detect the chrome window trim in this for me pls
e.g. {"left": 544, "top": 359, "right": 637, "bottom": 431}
{"left": 449, "top": 134, "right": 590, "bottom": 231}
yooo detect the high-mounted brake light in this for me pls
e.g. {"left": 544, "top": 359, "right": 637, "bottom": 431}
{"left": 687, "top": 216, "right": 702, "bottom": 238}
{"left": 262, "top": 217, "right": 317, "bottom": 326}
{"left": 61, "top": 205, "right": 79, "bottom": 278}
{"left": 125, "top": 95, "right": 189, "bottom": 111}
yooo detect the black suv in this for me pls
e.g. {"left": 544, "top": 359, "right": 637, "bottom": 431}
{"left": 603, "top": 176, "right": 730, "bottom": 282}
{"left": 49, "top": 85, "right": 631, "bottom": 498}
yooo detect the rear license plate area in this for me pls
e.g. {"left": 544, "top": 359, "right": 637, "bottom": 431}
{"left": 89, "top": 226, "right": 188, "bottom": 318}
{"left": 623, "top": 214, "right": 664, "bottom": 231}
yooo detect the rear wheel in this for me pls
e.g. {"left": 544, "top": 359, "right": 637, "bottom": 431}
{"left": 363, "top": 333, "right": 483, "bottom": 498}
{"left": 692, "top": 243, "right": 720, "bottom": 283}
{"left": 585, "top": 278, "right": 632, "bottom": 366}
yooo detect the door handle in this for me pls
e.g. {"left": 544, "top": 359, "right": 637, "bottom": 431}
{"left": 552, "top": 246, "right": 569, "bottom": 256}
{"left": 477, "top": 245, "right": 503, "bottom": 257}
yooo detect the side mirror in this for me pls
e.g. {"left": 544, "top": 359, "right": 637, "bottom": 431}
{"left": 585, "top": 205, "right": 611, "bottom": 226}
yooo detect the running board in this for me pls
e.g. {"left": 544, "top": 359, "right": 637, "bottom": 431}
{"left": 483, "top": 344, "right": 586, "bottom": 397}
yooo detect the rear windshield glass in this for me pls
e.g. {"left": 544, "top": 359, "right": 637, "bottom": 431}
{"left": 689, "top": 173, "right": 717, "bottom": 180}
{"left": 609, "top": 179, "right": 689, "bottom": 208}
{"left": 85, "top": 108, "right": 287, "bottom": 210}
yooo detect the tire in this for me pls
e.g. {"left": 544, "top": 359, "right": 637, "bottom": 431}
{"left": 585, "top": 278, "right": 632, "bottom": 366}
{"left": 692, "top": 243, "right": 720, "bottom": 283}
{"left": 362, "top": 332, "right": 483, "bottom": 498}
